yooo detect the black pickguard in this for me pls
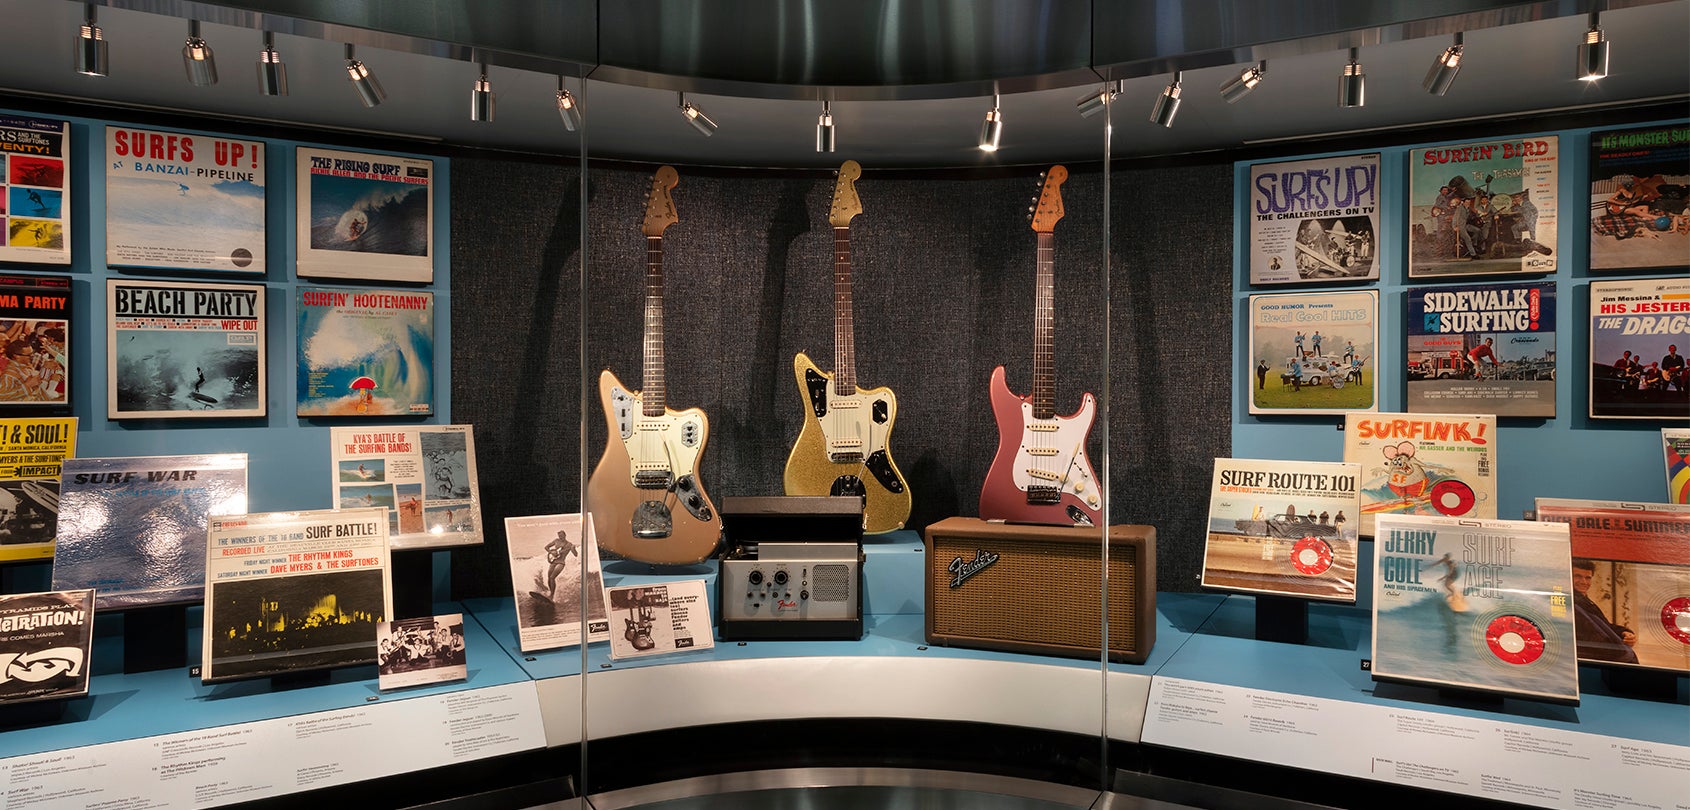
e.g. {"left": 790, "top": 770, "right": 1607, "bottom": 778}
{"left": 805, "top": 368, "right": 830, "bottom": 418}
{"left": 865, "top": 450, "right": 904, "bottom": 493}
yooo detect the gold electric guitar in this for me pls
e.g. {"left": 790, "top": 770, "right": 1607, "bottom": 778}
{"left": 783, "top": 160, "right": 912, "bottom": 533}
{"left": 586, "top": 166, "right": 721, "bottom": 565}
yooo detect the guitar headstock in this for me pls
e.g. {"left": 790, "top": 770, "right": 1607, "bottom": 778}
{"left": 829, "top": 160, "right": 863, "bottom": 227}
{"left": 642, "top": 166, "right": 680, "bottom": 237}
{"left": 1030, "top": 165, "right": 1067, "bottom": 233}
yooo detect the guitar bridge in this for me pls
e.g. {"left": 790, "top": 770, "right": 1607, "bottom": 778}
{"left": 634, "top": 470, "right": 674, "bottom": 490}
{"left": 1025, "top": 485, "right": 1060, "bottom": 505}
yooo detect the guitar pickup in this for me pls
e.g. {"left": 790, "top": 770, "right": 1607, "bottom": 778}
{"left": 829, "top": 452, "right": 864, "bottom": 464}
{"left": 1025, "top": 468, "right": 1060, "bottom": 482}
{"left": 1026, "top": 485, "right": 1060, "bottom": 505}
{"left": 1027, "top": 422, "right": 1059, "bottom": 433}
{"left": 634, "top": 470, "right": 674, "bottom": 489}
{"left": 1026, "top": 447, "right": 1059, "bottom": 457}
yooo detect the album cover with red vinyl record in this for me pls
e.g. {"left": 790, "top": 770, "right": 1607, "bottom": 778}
{"left": 1202, "top": 457, "right": 1362, "bottom": 603}
{"left": 1372, "top": 513, "right": 1578, "bottom": 704}
{"left": 1534, "top": 498, "right": 1690, "bottom": 674}
{"left": 1344, "top": 412, "right": 1498, "bottom": 539}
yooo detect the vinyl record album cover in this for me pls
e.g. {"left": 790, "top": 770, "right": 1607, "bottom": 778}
{"left": 331, "top": 425, "right": 481, "bottom": 550}
{"left": 1409, "top": 136, "right": 1558, "bottom": 278}
{"left": 0, "top": 416, "right": 76, "bottom": 562}
{"left": 607, "top": 579, "right": 713, "bottom": 660}
{"left": 295, "top": 147, "right": 433, "bottom": 282}
{"left": 1667, "top": 428, "right": 1690, "bottom": 504}
{"left": 105, "top": 126, "right": 264, "bottom": 272}
{"left": 1405, "top": 282, "right": 1555, "bottom": 417}
{"left": 0, "top": 274, "right": 70, "bottom": 407}
{"left": 1247, "top": 153, "right": 1381, "bottom": 284}
{"left": 107, "top": 279, "right": 265, "bottom": 419}
{"left": 1588, "top": 278, "right": 1690, "bottom": 421}
{"left": 297, "top": 287, "right": 433, "bottom": 417}
{"left": 52, "top": 454, "right": 248, "bottom": 610}
{"left": 0, "top": 115, "right": 70, "bottom": 265}
{"left": 1247, "top": 290, "right": 1377, "bottom": 415}
{"left": 0, "top": 589, "right": 93, "bottom": 705}
{"left": 201, "top": 507, "right": 391, "bottom": 683}
{"left": 1344, "top": 412, "right": 1497, "bottom": 538}
{"left": 1202, "top": 458, "right": 1361, "bottom": 602}
{"left": 1372, "top": 514, "right": 1578, "bottom": 704}
{"left": 1535, "top": 499, "right": 1690, "bottom": 674}
{"left": 377, "top": 613, "right": 467, "bottom": 690}
{"left": 1588, "top": 124, "right": 1689, "bottom": 274}
{"left": 506, "top": 513, "right": 609, "bottom": 652}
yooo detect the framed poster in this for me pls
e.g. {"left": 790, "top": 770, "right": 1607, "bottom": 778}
{"left": 107, "top": 279, "right": 265, "bottom": 419}
{"left": 1246, "top": 290, "right": 1377, "bottom": 415}
{"left": 330, "top": 424, "right": 482, "bottom": 550}
{"left": 1409, "top": 136, "right": 1557, "bottom": 278}
{"left": 0, "top": 416, "right": 76, "bottom": 563}
{"left": 1343, "top": 412, "right": 1497, "bottom": 539}
{"left": 1201, "top": 458, "right": 1361, "bottom": 602}
{"left": 0, "top": 274, "right": 70, "bottom": 407}
{"left": 297, "top": 287, "right": 434, "bottom": 416}
{"left": 1247, "top": 153, "right": 1380, "bottom": 285}
{"left": 1405, "top": 281, "right": 1555, "bottom": 417}
{"left": 1535, "top": 499, "right": 1690, "bottom": 674}
{"left": 0, "top": 115, "right": 70, "bottom": 265}
{"left": 1588, "top": 124, "right": 1689, "bottom": 273}
{"left": 295, "top": 146, "right": 433, "bottom": 282}
{"left": 1588, "top": 278, "right": 1690, "bottom": 421}
{"left": 1372, "top": 513, "right": 1578, "bottom": 705}
{"left": 505, "top": 512, "right": 610, "bottom": 652}
{"left": 105, "top": 126, "right": 264, "bottom": 272}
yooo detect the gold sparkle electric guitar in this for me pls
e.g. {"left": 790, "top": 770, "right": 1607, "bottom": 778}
{"left": 587, "top": 166, "right": 721, "bottom": 565}
{"left": 782, "top": 160, "right": 912, "bottom": 533}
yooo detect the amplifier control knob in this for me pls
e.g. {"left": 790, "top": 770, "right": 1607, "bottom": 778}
{"left": 800, "top": 590, "right": 809, "bottom": 600}
{"left": 748, "top": 570, "right": 764, "bottom": 586}
{"left": 773, "top": 570, "right": 789, "bottom": 586}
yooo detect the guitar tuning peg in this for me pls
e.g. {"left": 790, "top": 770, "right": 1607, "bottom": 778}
{"left": 1038, "top": 171, "right": 1046, "bottom": 178}
{"left": 1027, "top": 205, "right": 1035, "bottom": 213}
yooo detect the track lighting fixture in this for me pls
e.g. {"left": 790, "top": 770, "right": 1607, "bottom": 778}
{"left": 257, "top": 31, "right": 287, "bottom": 97}
{"left": 1424, "top": 33, "right": 1464, "bottom": 96}
{"left": 74, "top": 4, "right": 107, "bottom": 77}
{"left": 1338, "top": 48, "right": 1366, "bottom": 108}
{"left": 1219, "top": 61, "right": 1266, "bottom": 103}
{"left": 1577, "top": 8, "right": 1609, "bottom": 81}
{"left": 978, "top": 92, "right": 1003, "bottom": 152}
{"left": 345, "top": 44, "right": 385, "bottom": 108}
{"left": 679, "top": 93, "right": 718, "bottom": 137}
{"left": 470, "top": 57, "right": 494, "bottom": 123}
{"left": 555, "top": 77, "right": 580, "bottom": 131}
{"left": 1076, "top": 81, "right": 1119, "bottom": 118}
{"left": 182, "top": 20, "right": 217, "bottom": 87}
{"left": 1149, "top": 72, "right": 1182, "bottom": 128}
{"left": 816, "top": 100, "right": 835, "bottom": 153}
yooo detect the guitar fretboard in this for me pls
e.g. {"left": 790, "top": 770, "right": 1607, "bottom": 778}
{"left": 643, "top": 234, "right": 666, "bottom": 416}
{"left": 833, "top": 226, "right": 856, "bottom": 394}
{"left": 1031, "top": 231, "right": 1056, "bottom": 420}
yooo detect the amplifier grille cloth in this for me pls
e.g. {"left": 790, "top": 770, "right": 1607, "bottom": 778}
{"left": 929, "top": 538, "right": 1140, "bottom": 652}
{"left": 813, "top": 564, "right": 849, "bottom": 602}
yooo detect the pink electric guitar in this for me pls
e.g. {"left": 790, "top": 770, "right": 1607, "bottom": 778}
{"left": 978, "top": 166, "right": 1102, "bottom": 527}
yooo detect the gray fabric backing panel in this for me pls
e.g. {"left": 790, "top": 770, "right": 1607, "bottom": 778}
{"left": 450, "top": 157, "right": 1232, "bottom": 601}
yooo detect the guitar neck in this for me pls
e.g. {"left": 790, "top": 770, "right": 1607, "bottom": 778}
{"left": 833, "top": 226, "right": 856, "bottom": 394}
{"left": 1031, "top": 231, "right": 1055, "bottom": 420}
{"left": 643, "top": 235, "right": 666, "bottom": 415}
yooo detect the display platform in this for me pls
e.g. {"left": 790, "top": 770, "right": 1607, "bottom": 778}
{"left": 1142, "top": 594, "right": 1690, "bottom": 810}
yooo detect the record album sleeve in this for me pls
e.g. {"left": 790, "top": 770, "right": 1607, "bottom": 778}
{"left": 0, "top": 416, "right": 76, "bottom": 562}
{"left": 295, "top": 146, "right": 433, "bottom": 282}
{"left": 0, "top": 115, "right": 71, "bottom": 265}
{"left": 1588, "top": 278, "right": 1690, "bottom": 421}
{"left": 1409, "top": 136, "right": 1558, "bottom": 278}
{"left": 52, "top": 453, "right": 248, "bottom": 610}
{"left": 1666, "top": 428, "right": 1690, "bottom": 505}
{"left": 201, "top": 507, "right": 392, "bottom": 683}
{"left": 1247, "top": 290, "right": 1378, "bottom": 415}
{"left": 1202, "top": 458, "right": 1361, "bottom": 602}
{"left": 1343, "top": 412, "right": 1497, "bottom": 538}
{"left": 1587, "top": 124, "right": 1689, "bottom": 274}
{"left": 1534, "top": 498, "right": 1690, "bottom": 674}
{"left": 0, "top": 274, "right": 71, "bottom": 407}
{"left": 0, "top": 589, "right": 93, "bottom": 705}
{"left": 1405, "top": 281, "right": 1555, "bottom": 417}
{"left": 330, "top": 424, "right": 481, "bottom": 550}
{"left": 1247, "top": 153, "right": 1380, "bottom": 285}
{"left": 506, "top": 513, "right": 610, "bottom": 652}
{"left": 297, "top": 287, "right": 434, "bottom": 417}
{"left": 107, "top": 278, "right": 265, "bottom": 419}
{"left": 1372, "top": 513, "right": 1578, "bottom": 704}
{"left": 105, "top": 126, "right": 265, "bottom": 272}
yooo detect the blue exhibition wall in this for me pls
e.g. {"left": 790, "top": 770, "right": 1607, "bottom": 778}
{"left": 1, "top": 107, "right": 452, "bottom": 517}
{"left": 1232, "top": 117, "right": 1684, "bottom": 523}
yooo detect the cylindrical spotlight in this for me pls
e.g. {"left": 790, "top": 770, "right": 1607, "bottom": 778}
{"left": 816, "top": 101, "right": 835, "bottom": 153}
{"left": 556, "top": 77, "right": 580, "bottom": 131}
{"left": 1076, "top": 81, "right": 1117, "bottom": 118}
{"left": 183, "top": 20, "right": 218, "bottom": 87}
{"left": 1577, "top": 12, "right": 1609, "bottom": 81}
{"left": 257, "top": 31, "right": 287, "bottom": 96}
{"left": 74, "top": 4, "right": 107, "bottom": 77}
{"left": 1338, "top": 48, "right": 1366, "bottom": 108}
{"left": 345, "top": 44, "right": 386, "bottom": 108}
{"left": 978, "top": 93, "right": 1003, "bottom": 152}
{"left": 470, "top": 61, "right": 494, "bottom": 123}
{"left": 1219, "top": 61, "right": 1266, "bottom": 103}
{"left": 1423, "top": 33, "right": 1463, "bottom": 96}
{"left": 679, "top": 93, "right": 718, "bottom": 137}
{"left": 1149, "top": 72, "right": 1182, "bottom": 128}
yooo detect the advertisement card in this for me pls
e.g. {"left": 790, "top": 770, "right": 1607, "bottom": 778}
{"left": 606, "top": 579, "right": 713, "bottom": 660}
{"left": 505, "top": 513, "right": 610, "bottom": 652}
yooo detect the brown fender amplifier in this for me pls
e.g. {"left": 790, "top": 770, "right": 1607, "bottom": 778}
{"left": 923, "top": 517, "right": 1156, "bottom": 664}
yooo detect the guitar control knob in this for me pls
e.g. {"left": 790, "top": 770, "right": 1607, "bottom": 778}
{"left": 1087, "top": 495, "right": 1100, "bottom": 507}
{"left": 688, "top": 495, "right": 701, "bottom": 508}
{"left": 748, "top": 570, "right": 764, "bottom": 586}
{"left": 1073, "top": 480, "right": 1085, "bottom": 493}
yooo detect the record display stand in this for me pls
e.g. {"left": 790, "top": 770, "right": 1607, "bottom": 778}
{"left": 1599, "top": 667, "right": 1682, "bottom": 703}
{"left": 391, "top": 550, "right": 432, "bottom": 620}
{"left": 1254, "top": 595, "right": 1308, "bottom": 645}
{"left": 0, "top": 699, "right": 68, "bottom": 729}
{"left": 270, "top": 669, "right": 334, "bottom": 691}
{"left": 0, "top": 560, "right": 50, "bottom": 594}
{"left": 124, "top": 603, "right": 188, "bottom": 673}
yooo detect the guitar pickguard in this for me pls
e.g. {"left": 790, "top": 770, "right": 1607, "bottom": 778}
{"left": 784, "top": 354, "right": 912, "bottom": 534}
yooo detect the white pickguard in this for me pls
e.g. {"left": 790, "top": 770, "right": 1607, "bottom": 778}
{"left": 819, "top": 389, "right": 890, "bottom": 461}
{"left": 611, "top": 386, "right": 703, "bottom": 486}
{"left": 1012, "top": 396, "right": 1100, "bottom": 510}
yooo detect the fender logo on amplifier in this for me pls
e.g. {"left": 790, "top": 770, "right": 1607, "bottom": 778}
{"left": 948, "top": 549, "right": 1000, "bottom": 588}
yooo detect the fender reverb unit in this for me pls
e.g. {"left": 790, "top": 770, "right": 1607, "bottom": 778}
{"left": 718, "top": 496, "right": 864, "bottom": 641}
{"left": 924, "top": 517, "right": 1156, "bottom": 664}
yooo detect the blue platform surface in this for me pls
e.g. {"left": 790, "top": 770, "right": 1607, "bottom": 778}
{"left": 0, "top": 601, "right": 532, "bottom": 760}
{"left": 1156, "top": 594, "right": 1690, "bottom": 748}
